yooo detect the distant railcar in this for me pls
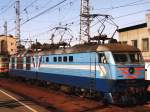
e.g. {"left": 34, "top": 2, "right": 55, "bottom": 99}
{"left": 9, "top": 43, "right": 149, "bottom": 105}
{"left": 0, "top": 55, "right": 9, "bottom": 75}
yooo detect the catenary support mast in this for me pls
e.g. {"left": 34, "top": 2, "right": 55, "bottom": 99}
{"left": 15, "top": 0, "right": 21, "bottom": 47}
{"left": 80, "top": 0, "right": 90, "bottom": 43}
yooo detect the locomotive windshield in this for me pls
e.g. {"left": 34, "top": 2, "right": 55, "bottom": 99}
{"left": 112, "top": 52, "right": 143, "bottom": 64}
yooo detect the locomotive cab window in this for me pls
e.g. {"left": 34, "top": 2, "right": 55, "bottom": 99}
{"left": 98, "top": 53, "right": 107, "bottom": 63}
{"left": 129, "top": 52, "right": 143, "bottom": 63}
{"left": 112, "top": 52, "right": 143, "bottom": 64}
{"left": 113, "top": 53, "right": 128, "bottom": 64}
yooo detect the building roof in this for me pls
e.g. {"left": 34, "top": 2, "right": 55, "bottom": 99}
{"left": 118, "top": 23, "right": 147, "bottom": 32}
{"left": 0, "top": 34, "right": 16, "bottom": 39}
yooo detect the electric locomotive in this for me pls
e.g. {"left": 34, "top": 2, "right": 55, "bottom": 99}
{"left": 9, "top": 43, "right": 149, "bottom": 105}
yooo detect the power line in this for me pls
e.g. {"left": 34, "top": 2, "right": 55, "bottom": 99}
{"left": 8, "top": 0, "right": 68, "bottom": 33}
{"left": 57, "top": 0, "right": 79, "bottom": 23}
{"left": 0, "top": 1, "right": 15, "bottom": 15}
{"left": 23, "top": 0, "right": 39, "bottom": 11}
{"left": 114, "top": 9, "right": 150, "bottom": 19}
{"left": 94, "top": 1, "right": 150, "bottom": 11}
{"left": 119, "top": 19, "right": 145, "bottom": 28}
{"left": 0, "top": 0, "right": 13, "bottom": 10}
{"left": 22, "top": 0, "right": 67, "bottom": 25}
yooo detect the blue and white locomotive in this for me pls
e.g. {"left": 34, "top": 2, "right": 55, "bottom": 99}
{"left": 9, "top": 43, "right": 149, "bottom": 104}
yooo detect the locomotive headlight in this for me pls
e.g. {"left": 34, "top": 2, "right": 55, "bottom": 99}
{"left": 129, "top": 67, "right": 135, "bottom": 74}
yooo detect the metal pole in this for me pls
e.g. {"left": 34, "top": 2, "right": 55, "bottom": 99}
{"left": 15, "top": 0, "right": 21, "bottom": 47}
{"left": 4, "top": 21, "right": 7, "bottom": 36}
{"left": 80, "top": 0, "right": 90, "bottom": 43}
{"left": 4, "top": 21, "right": 8, "bottom": 54}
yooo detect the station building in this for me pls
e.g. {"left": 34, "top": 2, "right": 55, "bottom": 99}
{"left": 0, "top": 35, "right": 17, "bottom": 55}
{"left": 118, "top": 14, "right": 150, "bottom": 66}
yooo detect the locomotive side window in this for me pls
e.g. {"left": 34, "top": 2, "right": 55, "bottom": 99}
{"left": 17, "top": 57, "right": 23, "bottom": 69}
{"left": 63, "top": 56, "right": 67, "bottom": 62}
{"left": 69, "top": 56, "right": 73, "bottom": 62}
{"left": 11, "top": 57, "right": 15, "bottom": 69}
{"left": 42, "top": 57, "right": 45, "bottom": 63}
{"left": 46, "top": 57, "right": 49, "bottom": 62}
{"left": 53, "top": 57, "right": 57, "bottom": 62}
{"left": 98, "top": 53, "right": 107, "bottom": 63}
{"left": 58, "top": 57, "right": 62, "bottom": 62}
{"left": 26, "top": 57, "right": 31, "bottom": 70}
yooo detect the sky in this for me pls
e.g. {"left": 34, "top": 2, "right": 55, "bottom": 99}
{"left": 0, "top": 0, "right": 150, "bottom": 45}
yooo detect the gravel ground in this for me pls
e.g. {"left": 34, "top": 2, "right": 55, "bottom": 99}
{"left": 0, "top": 77, "right": 150, "bottom": 112}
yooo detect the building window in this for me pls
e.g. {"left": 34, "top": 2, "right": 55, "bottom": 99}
{"left": 69, "top": 56, "right": 73, "bottom": 62}
{"left": 131, "top": 40, "right": 137, "bottom": 48}
{"left": 142, "top": 38, "right": 149, "bottom": 51}
{"left": 46, "top": 57, "right": 49, "bottom": 62}
{"left": 63, "top": 56, "right": 67, "bottom": 62}
{"left": 53, "top": 57, "right": 57, "bottom": 62}
{"left": 58, "top": 57, "right": 62, "bottom": 62}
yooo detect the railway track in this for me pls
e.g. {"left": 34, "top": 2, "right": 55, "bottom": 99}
{"left": 0, "top": 77, "right": 150, "bottom": 112}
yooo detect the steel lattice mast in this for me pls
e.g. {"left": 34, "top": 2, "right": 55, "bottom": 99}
{"left": 15, "top": 0, "right": 21, "bottom": 47}
{"left": 80, "top": 0, "right": 90, "bottom": 43}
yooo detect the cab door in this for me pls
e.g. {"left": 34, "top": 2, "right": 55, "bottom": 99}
{"left": 98, "top": 52, "right": 111, "bottom": 78}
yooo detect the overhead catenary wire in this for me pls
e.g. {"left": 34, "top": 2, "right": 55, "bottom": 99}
{"left": 94, "top": 0, "right": 150, "bottom": 12}
{"left": 25, "top": 8, "right": 149, "bottom": 43}
{"left": 119, "top": 19, "right": 145, "bottom": 28}
{"left": 23, "top": 0, "right": 39, "bottom": 11}
{"left": 8, "top": 0, "right": 68, "bottom": 33}
{"left": 3, "top": 0, "right": 150, "bottom": 46}
{"left": 22, "top": 0, "right": 67, "bottom": 25}
{"left": 0, "top": 1, "right": 15, "bottom": 15}
{"left": 0, "top": 0, "right": 13, "bottom": 10}
{"left": 114, "top": 9, "right": 150, "bottom": 19}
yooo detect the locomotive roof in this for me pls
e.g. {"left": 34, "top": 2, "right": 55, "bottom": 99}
{"left": 36, "top": 43, "right": 140, "bottom": 55}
